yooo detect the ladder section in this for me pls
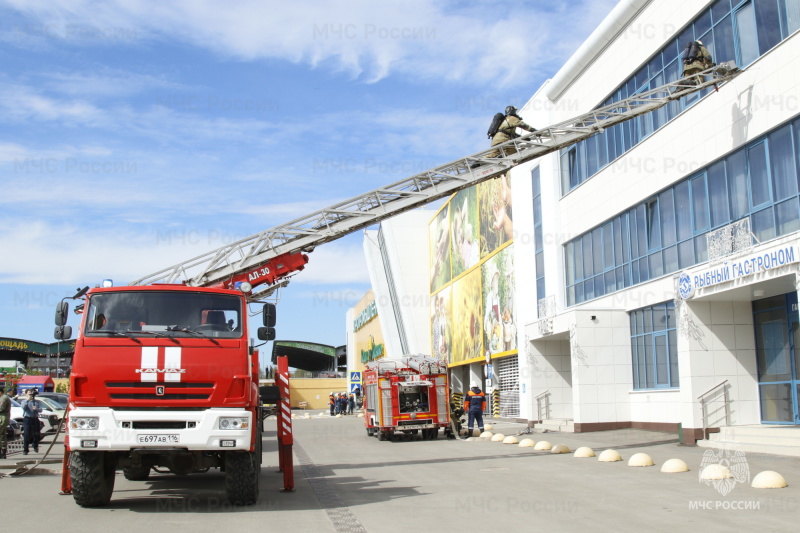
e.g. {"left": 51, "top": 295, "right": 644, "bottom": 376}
{"left": 131, "top": 63, "right": 742, "bottom": 291}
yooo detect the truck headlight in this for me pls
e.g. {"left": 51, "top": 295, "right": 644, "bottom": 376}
{"left": 218, "top": 417, "right": 249, "bottom": 430}
{"left": 70, "top": 417, "right": 99, "bottom": 430}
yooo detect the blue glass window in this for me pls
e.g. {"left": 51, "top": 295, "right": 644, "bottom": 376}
{"left": 749, "top": 142, "right": 771, "bottom": 208}
{"left": 564, "top": 116, "right": 800, "bottom": 306}
{"left": 770, "top": 125, "right": 797, "bottom": 201}
{"left": 728, "top": 151, "right": 749, "bottom": 219}
{"left": 736, "top": 3, "right": 760, "bottom": 66}
{"left": 560, "top": 0, "right": 794, "bottom": 194}
{"left": 708, "top": 161, "right": 730, "bottom": 226}
{"left": 630, "top": 302, "right": 678, "bottom": 390}
{"left": 532, "top": 166, "right": 546, "bottom": 316}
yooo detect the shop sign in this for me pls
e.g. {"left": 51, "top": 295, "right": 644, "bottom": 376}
{"left": 354, "top": 301, "right": 378, "bottom": 331}
{"left": 680, "top": 243, "right": 798, "bottom": 299}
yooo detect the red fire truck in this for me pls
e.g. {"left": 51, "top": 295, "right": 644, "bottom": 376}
{"left": 54, "top": 283, "right": 278, "bottom": 507}
{"left": 363, "top": 355, "right": 450, "bottom": 441}
{"left": 49, "top": 67, "right": 739, "bottom": 507}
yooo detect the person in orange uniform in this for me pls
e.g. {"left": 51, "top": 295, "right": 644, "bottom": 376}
{"left": 462, "top": 382, "right": 486, "bottom": 438}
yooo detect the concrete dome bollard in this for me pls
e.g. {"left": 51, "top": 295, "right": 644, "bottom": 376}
{"left": 752, "top": 471, "right": 788, "bottom": 489}
{"left": 660, "top": 458, "right": 690, "bottom": 473}
{"left": 480, "top": 431, "right": 494, "bottom": 439}
{"left": 503, "top": 436, "right": 520, "bottom": 444}
{"left": 700, "top": 464, "right": 732, "bottom": 480}
{"left": 518, "top": 439, "right": 536, "bottom": 448}
{"left": 628, "top": 453, "right": 654, "bottom": 467}
{"left": 534, "top": 440, "right": 552, "bottom": 451}
{"left": 573, "top": 447, "right": 595, "bottom": 458}
{"left": 598, "top": 449, "right": 622, "bottom": 462}
{"left": 357, "top": 413, "right": 364, "bottom": 418}
{"left": 551, "top": 444, "right": 571, "bottom": 454}
{"left": 484, "top": 424, "right": 493, "bottom": 431}
{"left": 490, "top": 433, "right": 506, "bottom": 442}
{"left": 335, "top": 414, "right": 343, "bottom": 418}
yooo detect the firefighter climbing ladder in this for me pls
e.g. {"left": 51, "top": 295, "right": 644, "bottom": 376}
{"left": 132, "top": 63, "right": 743, "bottom": 299}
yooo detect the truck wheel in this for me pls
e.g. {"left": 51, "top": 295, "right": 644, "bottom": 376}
{"left": 225, "top": 451, "right": 259, "bottom": 505}
{"left": 429, "top": 428, "right": 438, "bottom": 440}
{"left": 70, "top": 451, "right": 116, "bottom": 507}
{"left": 122, "top": 465, "right": 151, "bottom": 481}
{"left": 378, "top": 431, "right": 387, "bottom": 441}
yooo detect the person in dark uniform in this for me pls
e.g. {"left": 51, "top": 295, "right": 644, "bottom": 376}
{"left": 462, "top": 382, "right": 486, "bottom": 438}
{"left": 329, "top": 392, "right": 336, "bottom": 416}
{"left": 21, "top": 389, "right": 42, "bottom": 455}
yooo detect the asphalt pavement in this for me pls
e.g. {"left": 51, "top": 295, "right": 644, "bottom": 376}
{"left": 2, "top": 413, "right": 799, "bottom": 532}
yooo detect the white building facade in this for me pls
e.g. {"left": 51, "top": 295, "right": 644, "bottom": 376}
{"left": 513, "top": 0, "right": 800, "bottom": 442}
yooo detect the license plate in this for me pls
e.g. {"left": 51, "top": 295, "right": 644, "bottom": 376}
{"left": 137, "top": 434, "right": 180, "bottom": 444}
{"left": 399, "top": 424, "right": 430, "bottom": 430}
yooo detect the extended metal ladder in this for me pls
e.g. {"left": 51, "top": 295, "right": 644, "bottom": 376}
{"left": 132, "top": 63, "right": 743, "bottom": 295}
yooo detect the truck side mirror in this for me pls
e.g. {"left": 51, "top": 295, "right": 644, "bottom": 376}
{"left": 55, "top": 301, "right": 69, "bottom": 326}
{"left": 257, "top": 327, "right": 276, "bottom": 341}
{"left": 263, "top": 303, "right": 276, "bottom": 327}
{"left": 54, "top": 325, "right": 72, "bottom": 340}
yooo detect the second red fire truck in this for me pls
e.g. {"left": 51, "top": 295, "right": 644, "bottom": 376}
{"left": 363, "top": 355, "right": 451, "bottom": 440}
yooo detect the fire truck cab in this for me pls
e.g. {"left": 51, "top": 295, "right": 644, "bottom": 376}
{"left": 363, "top": 355, "right": 450, "bottom": 441}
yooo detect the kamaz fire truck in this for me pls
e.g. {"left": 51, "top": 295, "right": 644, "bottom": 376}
{"left": 363, "top": 355, "right": 450, "bottom": 440}
{"left": 52, "top": 63, "right": 740, "bottom": 507}
{"left": 54, "top": 283, "right": 278, "bottom": 507}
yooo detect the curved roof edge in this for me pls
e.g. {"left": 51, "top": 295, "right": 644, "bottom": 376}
{"left": 545, "top": 0, "right": 651, "bottom": 102}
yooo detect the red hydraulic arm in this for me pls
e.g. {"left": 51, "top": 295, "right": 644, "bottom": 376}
{"left": 210, "top": 251, "right": 309, "bottom": 291}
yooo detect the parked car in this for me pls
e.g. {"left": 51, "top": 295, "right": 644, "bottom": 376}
{"left": 35, "top": 396, "right": 65, "bottom": 419}
{"left": 6, "top": 419, "right": 21, "bottom": 442}
{"left": 36, "top": 392, "right": 68, "bottom": 408}
{"left": 9, "top": 399, "right": 58, "bottom": 433}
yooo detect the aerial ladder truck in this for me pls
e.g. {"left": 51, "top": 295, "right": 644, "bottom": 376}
{"left": 52, "top": 64, "right": 742, "bottom": 507}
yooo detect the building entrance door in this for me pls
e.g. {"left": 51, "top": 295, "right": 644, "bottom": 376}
{"left": 754, "top": 293, "right": 800, "bottom": 424}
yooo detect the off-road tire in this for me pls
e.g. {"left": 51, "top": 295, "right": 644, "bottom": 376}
{"left": 70, "top": 451, "right": 116, "bottom": 507}
{"left": 122, "top": 465, "right": 151, "bottom": 481}
{"left": 224, "top": 451, "right": 259, "bottom": 505}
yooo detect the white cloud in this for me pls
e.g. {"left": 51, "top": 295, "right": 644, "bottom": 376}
{"left": 2, "top": 0, "right": 618, "bottom": 88}
{"left": 0, "top": 217, "right": 370, "bottom": 287}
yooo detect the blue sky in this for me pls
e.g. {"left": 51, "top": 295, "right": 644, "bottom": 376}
{"left": 0, "top": 0, "right": 617, "bottom": 365}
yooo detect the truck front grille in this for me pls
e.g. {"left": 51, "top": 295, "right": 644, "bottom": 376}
{"left": 106, "top": 381, "right": 214, "bottom": 401}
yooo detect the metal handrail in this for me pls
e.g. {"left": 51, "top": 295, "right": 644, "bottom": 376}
{"left": 535, "top": 390, "right": 551, "bottom": 422}
{"left": 697, "top": 379, "right": 728, "bottom": 400}
{"left": 698, "top": 379, "right": 730, "bottom": 432}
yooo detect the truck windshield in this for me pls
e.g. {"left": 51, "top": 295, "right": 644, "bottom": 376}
{"left": 84, "top": 291, "right": 243, "bottom": 339}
